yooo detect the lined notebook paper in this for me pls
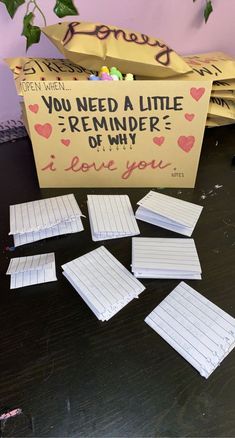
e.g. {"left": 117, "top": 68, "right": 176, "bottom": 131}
{"left": 145, "top": 282, "right": 235, "bottom": 378}
{"left": 132, "top": 237, "right": 201, "bottom": 279}
{"left": 9, "top": 194, "right": 84, "bottom": 246}
{"left": 6, "top": 253, "right": 57, "bottom": 289}
{"left": 62, "top": 246, "right": 145, "bottom": 321}
{"left": 87, "top": 195, "right": 140, "bottom": 241}
{"left": 135, "top": 191, "right": 203, "bottom": 236}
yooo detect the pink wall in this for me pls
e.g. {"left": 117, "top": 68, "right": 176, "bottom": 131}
{"left": 1, "top": 0, "right": 235, "bottom": 124}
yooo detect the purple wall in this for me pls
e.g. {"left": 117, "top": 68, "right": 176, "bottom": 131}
{"left": 1, "top": 0, "right": 235, "bottom": 124}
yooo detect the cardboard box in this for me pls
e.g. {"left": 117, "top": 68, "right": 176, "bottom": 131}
{"left": 22, "top": 80, "right": 211, "bottom": 188}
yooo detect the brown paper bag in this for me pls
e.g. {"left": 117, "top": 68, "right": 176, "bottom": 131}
{"left": 137, "top": 52, "right": 235, "bottom": 82}
{"left": 5, "top": 57, "right": 96, "bottom": 96}
{"left": 211, "top": 90, "right": 235, "bottom": 101}
{"left": 212, "top": 79, "right": 235, "bottom": 91}
{"left": 42, "top": 21, "right": 191, "bottom": 77}
{"left": 206, "top": 115, "right": 235, "bottom": 127}
{"left": 208, "top": 97, "right": 235, "bottom": 120}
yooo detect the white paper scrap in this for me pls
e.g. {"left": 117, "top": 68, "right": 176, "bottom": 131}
{"left": 136, "top": 191, "right": 203, "bottom": 236}
{"left": 87, "top": 195, "right": 139, "bottom": 241}
{"left": 62, "top": 246, "right": 145, "bottom": 321}
{"left": 145, "top": 282, "right": 235, "bottom": 378}
{"left": 132, "top": 237, "right": 201, "bottom": 279}
{"left": 6, "top": 253, "right": 57, "bottom": 289}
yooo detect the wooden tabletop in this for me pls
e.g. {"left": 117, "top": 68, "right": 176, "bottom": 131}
{"left": 0, "top": 126, "right": 235, "bottom": 437}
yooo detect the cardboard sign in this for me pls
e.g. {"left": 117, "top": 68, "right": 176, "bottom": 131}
{"left": 22, "top": 80, "right": 211, "bottom": 188}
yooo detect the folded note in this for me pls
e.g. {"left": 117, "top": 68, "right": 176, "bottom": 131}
{"left": 132, "top": 237, "right": 201, "bottom": 279}
{"left": 145, "top": 282, "right": 235, "bottom": 378}
{"left": 135, "top": 190, "right": 203, "bottom": 236}
{"left": 87, "top": 194, "right": 139, "bottom": 241}
{"left": 62, "top": 246, "right": 145, "bottom": 321}
{"left": 6, "top": 253, "right": 57, "bottom": 289}
{"left": 9, "top": 194, "right": 84, "bottom": 246}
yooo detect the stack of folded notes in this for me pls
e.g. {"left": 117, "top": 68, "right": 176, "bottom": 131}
{"left": 145, "top": 282, "right": 235, "bottom": 378}
{"left": 131, "top": 237, "right": 202, "bottom": 279}
{"left": 62, "top": 246, "right": 145, "bottom": 321}
{"left": 87, "top": 194, "right": 139, "bottom": 241}
{"left": 6, "top": 253, "right": 57, "bottom": 289}
{"left": 9, "top": 194, "right": 84, "bottom": 246}
{"left": 135, "top": 191, "right": 203, "bottom": 236}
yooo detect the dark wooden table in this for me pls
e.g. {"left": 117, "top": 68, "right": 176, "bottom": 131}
{"left": 0, "top": 127, "right": 235, "bottom": 437}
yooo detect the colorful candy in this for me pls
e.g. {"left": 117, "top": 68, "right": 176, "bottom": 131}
{"left": 100, "top": 72, "right": 113, "bottom": 80}
{"left": 89, "top": 74, "right": 100, "bottom": 80}
{"left": 110, "top": 67, "right": 123, "bottom": 80}
{"left": 99, "top": 65, "right": 110, "bottom": 76}
{"left": 125, "top": 73, "right": 134, "bottom": 80}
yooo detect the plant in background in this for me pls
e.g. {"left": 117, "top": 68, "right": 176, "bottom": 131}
{"left": 0, "top": 0, "right": 79, "bottom": 48}
{"left": 193, "top": 0, "right": 213, "bottom": 23}
{"left": 0, "top": 0, "right": 213, "bottom": 49}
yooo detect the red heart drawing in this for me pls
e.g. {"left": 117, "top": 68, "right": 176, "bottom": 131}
{"left": 61, "top": 139, "right": 70, "bottom": 147}
{"left": 29, "top": 104, "right": 39, "bottom": 113}
{"left": 190, "top": 87, "right": 205, "bottom": 101}
{"left": 153, "top": 136, "right": 165, "bottom": 146}
{"left": 177, "top": 136, "right": 195, "bottom": 153}
{"left": 34, "top": 123, "right": 52, "bottom": 139}
{"left": 184, "top": 113, "right": 195, "bottom": 122}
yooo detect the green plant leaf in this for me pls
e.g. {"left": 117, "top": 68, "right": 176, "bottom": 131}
{"left": 204, "top": 0, "right": 213, "bottom": 22}
{"left": 22, "top": 12, "right": 41, "bottom": 50}
{"left": 54, "top": 0, "right": 78, "bottom": 18}
{"left": 0, "top": 0, "right": 25, "bottom": 18}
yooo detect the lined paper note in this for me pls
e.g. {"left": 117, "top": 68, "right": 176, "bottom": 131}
{"left": 132, "top": 237, "right": 201, "bottom": 279}
{"left": 145, "top": 282, "right": 235, "bottom": 378}
{"left": 87, "top": 195, "right": 140, "bottom": 241}
{"left": 6, "top": 253, "right": 57, "bottom": 289}
{"left": 136, "top": 191, "right": 203, "bottom": 236}
{"left": 62, "top": 246, "right": 145, "bottom": 321}
{"left": 13, "top": 217, "right": 83, "bottom": 247}
{"left": 9, "top": 194, "right": 84, "bottom": 246}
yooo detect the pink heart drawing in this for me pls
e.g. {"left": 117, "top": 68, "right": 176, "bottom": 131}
{"left": 34, "top": 123, "right": 52, "bottom": 139}
{"left": 29, "top": 104, "right": 39, "bottom": 113}
{"left": 177, "top": 136, "right": 195, "bottom": 153}
{"left": 153, "top": 136, "right": 165, "bottom": 146}
{"left": 61, "top": 139, "right": 70, "bottom": 147}
{"left": 190, "top": 87, "right": 205, "bottom": 101}
{"left": 184, "top": 113, "right": 195, "bottom": 122}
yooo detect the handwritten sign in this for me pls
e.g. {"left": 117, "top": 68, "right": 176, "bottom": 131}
{"left": 138, "top": 52, "right": 235, "bottom": 84}
{"left": 22, "top": 80, "right": 211, "bottom": 188}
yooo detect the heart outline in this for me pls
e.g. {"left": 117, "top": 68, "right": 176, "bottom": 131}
{"left": 153, "top": 136, "right": 165, "bottom": 146}
{"left": 34, "top": 123, "right": 52, "bottom": 139}
{"left": 177, "top": 135, "right": 195, "bottom": 153}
